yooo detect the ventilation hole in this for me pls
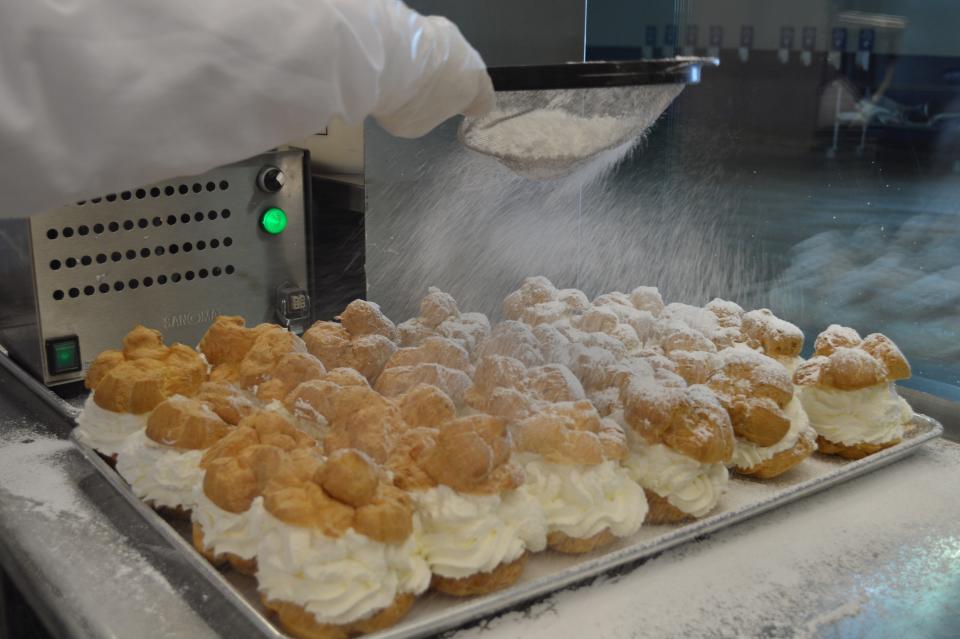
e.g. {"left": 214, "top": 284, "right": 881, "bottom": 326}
{"left": 178, "top": 184, "right": 189, "bottom": 195}
{"left": 180, "top": 213, "right": 190, "bottom": 224}
{"left": 154, "top": 246, "right": 165, "bottom": 256}
{"left": 157, "top": 274, "right": 168, "bottom": 285}
{"left": 65, "top": 257, "right": 77, "bottom": 268}
{"left": 46, "top": 229, "right": 58, "bottom": 240}
{"left": 199, "top": 268, "right": 209, "bottom": 279}
{"left": 210, "top": 239, "right": 220, "bottom": 248}
{"left": 207, "top": 210, "right": 217, "bottom": 220}
{"left": 185, "top": 271, "right": 195, "bottom": 281}
{"left": 108, "top": 221, "right": 119, "bottom": 232}
{"left": 196, "top": 240, "right": 206, "bottom": 250}
{"left": 114, "top": 281, "right": 124, "bottom": 291}
{"left": 194, "top": 211, "right": 204, "bottom": 222}
{"left": 81, "top": 255, "right": 92, "bottom": 266}
{"left": 152, "top": 216, "right": 162, "bottom": 227}
{"left": 49, "top": 259, "right": 61, "bottom": 271}
{"left": 52, "top": 290, "right": 64, "bottom": 300}
{"left": 182, "top": 242, "right": 193, "bottom": 253}
{"left": 223, "top": 237, "right": 233, "bottom": 247}
{"left": 91, "top": 197, "right": 102, "bottom": 204}
{"left": 111, "top": 251, "right": 122, "bottom": 262}
{"left": 150, "top": 187, "right": 161, "bottom": 197}
{"left": 225, "top": 264, "right": 235, "bottom": 274}
{"left": 96, "top": 253, "right": 107, "bottom": 264}
{"left": 164, "top": 186, "right": 175, "bottom": 196}
{"left": 143, "top": 276, "right": 154, "bottom": 287}
{"left": 68, "top": 288, "right": 79, "bottom": 298}
{"left": 221, "top": 208, "right": 231, "bottom": 219}
{"left": 78, "top": 225, "right": 89, "bottom": 236}
{"left": 169, "top": 244, "right": 179, "bottom": 255}
{"left": 62, "top": 227, "right": 74, "bottom": 238}
{"left": 206, "top": 181, "right": 216, "bottom": 192}
{"left": 136, "top": 189, "right": 147, "bottom": 199}
{"left": 166, "top": 215, "right": 177, "bottom": 225}
{"left": 212, "top": 266, "right": 222, "bottom": 276}
{"left": 93, "top": 223, "right": 104, "bottom": 234}
{"left": 171, "top": 273, "right": 181, "bottom": 283}
{"left": 106, "top": 194, "right": 117, "bottom": 202}
{"left": 99, "top": 283, "right": 109, "bottom": 294}
{"left": 192, "top": 183, "right": 203, "bottom": 193}
{"left": 83, "top": 285, "right": 95, "bottom": 296}
{"left": 125, "top": 249, "right": 136, "bottom": 260}
{"left": 140, "top": 248, "right": 150, "bottom": 258}
{"left": 219, "top": 180, "right": 229, "bottom": 190}
{"left": 123, "top": 220, "right": 134, "bottom": 231}
{"left": 128, "top": 279, "right": 139, "bottom": 289}
{"left": 138, "top": 218, "right": 148, "bottom": 229}
{"left": 121, "top": 191, "right": 132, "bottom": 201}
{"left": 76, "top": 201, "right": 86, "bottom": 206}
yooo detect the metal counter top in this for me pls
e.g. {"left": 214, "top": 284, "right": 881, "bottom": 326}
{"left": 1, "top": 364, "right": 957, "bottom": 639}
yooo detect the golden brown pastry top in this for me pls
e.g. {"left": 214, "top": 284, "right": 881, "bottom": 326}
{"left": 620, "top": 375, "right": 734, "bottom": 465}
{"left": 303, "top": 320, "right": 397, "bottom": 382}
{"left": 263, "top": 447, "right": 414, "bottom": 544}
{"left": 706, "top": 347, "right": 794, "bottom": 447}
{"left": 383, "top": 336, "right": 471, "bottom": 373}
{"left": 512, "top": 400, "right": 627, "bottom": 465}
{"left": 389, "top": 415, "right": 523, "bottom": 496}
{"left": 86, "top": 326, "right": 206, "bottom": 413}
{"left": 741, "top": 309, "right": 804, "bottom": 358}
{"left": 200, "top": 316, "right": 308, "bottom": 390}
{"left": 374, "top": 362, "right": 472, "bottom": 405}
{"left": 796, "top": 326, "right": 911, "bottom": 389}
{"left": 145, "top": 395, "right": 231, "bottom": 450}
{"left": 337, "top": 299, "right": 398, "bottom": 342}
{"left": 255, "top": 352, "right": 326, "bottom": 403}
{"left": 194, "top": 382, "right": 259, "bottom": 425}
{"left": 397, "top": 384, "right": 457, "bottom": 429}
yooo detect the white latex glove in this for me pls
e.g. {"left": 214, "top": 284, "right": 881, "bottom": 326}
{"left": 372, "top": 15, "right": 495, "bottom": 138}
{"left": 0, "top": 0, "right": 493, "bottom": 217}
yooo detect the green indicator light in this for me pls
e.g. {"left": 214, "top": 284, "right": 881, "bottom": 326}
{"left": 260, "top": 207, "right": 288, "bottom": 235}
{"left": 55, "top": 346, "right": 76, "bottom": 367}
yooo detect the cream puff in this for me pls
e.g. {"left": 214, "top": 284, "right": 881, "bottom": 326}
{"left": 706, "top": 346, "right": 816, "bottom": 479}
{"left": 512, "top": 401, "right": 646, "bottom": 553}
{"left": 794, "top": 326, "right": 913, "bottom": 459}
{"left": 77, "top": 326, "right": 206, "bottom": 459}
{"left": 116, "top": 394, "right": 231, "bottom": 517}
{"left": 257, "top": 448, "right": 429, "bottom": 639}
{"left": 388, "top": 413, "right": 547, "bottom": 596}
{"left": 397, "top": 288, "right": 491, "bottom": 357}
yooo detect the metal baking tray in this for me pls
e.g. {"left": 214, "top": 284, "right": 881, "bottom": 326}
{"left": 65, "top": 396, "right": 941, "bottom": 639}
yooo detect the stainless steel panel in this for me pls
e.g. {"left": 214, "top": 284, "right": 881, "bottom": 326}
{"left": 10, "top": 149, "right": 308, "bottom": 385}
{"left": 65, "top": 394, "right": 941, "bottom": 639}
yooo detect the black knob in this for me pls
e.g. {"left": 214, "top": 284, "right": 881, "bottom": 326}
{"left": 257, "top": 166, "right": 286, "bottom": 193}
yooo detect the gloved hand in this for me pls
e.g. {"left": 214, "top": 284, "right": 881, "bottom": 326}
{"left": 371, "top": 13, "right": 495, "bottom": 138}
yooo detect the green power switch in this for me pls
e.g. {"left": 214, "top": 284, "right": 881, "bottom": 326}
{"left": 260, "top": 207, "right": 288, "bottom": 235}
{"left": 46, "top": 336, "right": 81, "bottom": 375}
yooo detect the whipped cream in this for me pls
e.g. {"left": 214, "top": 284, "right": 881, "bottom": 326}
{"left": 413, "top": 485, "right": 547, "bottom": 579}
{"left": 116, "top": 430, "right": 204, "bottom": 510}
{"left": 517, "top": 454, "right": 646, "bottom": 540}
{"left": 730, "top": 397, "right": 816, "bottom": 470}
{"left": 623, "top": 430, "right": 728, "bottom": 518}
{"left": 74, "top": 395, "right": 149, "bottom": 456}
{"left": 192, "top": 492, "right": 269, "bottom": 560}
{"left": 799, "top": 383, "right": 912, "bottom": 446}
{"left": 257, "top": 516, "right": 429, "bottom": 625}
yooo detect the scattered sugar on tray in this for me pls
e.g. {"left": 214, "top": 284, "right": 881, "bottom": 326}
{"left": 447, "top": 440, "right": 960, "bottom": 639}
{"left": 0, "top": 427, "right": 89, "bottom": 520}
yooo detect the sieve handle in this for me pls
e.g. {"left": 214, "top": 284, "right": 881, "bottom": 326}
{"left": 487, "top": 57, "right": 718, "bottom": 92}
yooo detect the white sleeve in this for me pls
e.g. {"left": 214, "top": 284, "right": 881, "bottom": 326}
{"left": 0, "top": 0, "right": 492, "bottom": 217}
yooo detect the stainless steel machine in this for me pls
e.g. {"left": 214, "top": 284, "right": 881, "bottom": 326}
{"left": 0, "top": 149, "right": 311, "bottom": 386}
